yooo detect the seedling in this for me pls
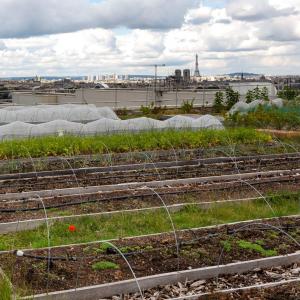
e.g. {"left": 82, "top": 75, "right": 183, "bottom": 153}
{"left": 92, "top": 261, "right": 119, "bottom": 271}
{"left": 238, "top": 240, "right": 277, "bottom": 257}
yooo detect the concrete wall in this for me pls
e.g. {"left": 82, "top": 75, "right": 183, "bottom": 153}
{"left": 230, "top": 82, "right": 277, "bottom": 97}
{"left": 13, "top": 89, "right": 222, "bottom": 108}
{"left": 13, "top": 93, "right": 58, "bottom": 105}
{"left": 12, "top": 82, "right": 277, "bottom": 108}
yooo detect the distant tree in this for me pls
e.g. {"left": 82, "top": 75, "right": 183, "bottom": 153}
{"left": 213, "top": 91, "right": 225, "bottom": 113}
{"left": 225, "top": 87, "right": 240, "bottom": 109}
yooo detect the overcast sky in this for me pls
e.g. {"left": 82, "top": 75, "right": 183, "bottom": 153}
{"left": 0, "top": 0, "right": 300, "bottom": 77}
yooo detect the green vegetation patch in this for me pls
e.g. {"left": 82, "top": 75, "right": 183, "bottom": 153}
{"left": 0, "top": 192, "right": 299, "bottom": 251}
{"left": 238, "top": 240, "right": 277, "bottom": 257}
{"left": 92, "top": 261, "right": 119, "bottom": 271}
{"left": 0, "top": 128, "right": 271, "bottom": 159}
{"left": 226, "top": 105, "right": 300, "bottom": 130}
{"left": 221, "top": 240, "right": 232, "bottom": 252}
{"left": 0, "top": 275, "right": 12, "bottom": 300}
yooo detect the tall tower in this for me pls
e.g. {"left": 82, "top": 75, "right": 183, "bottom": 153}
{"left": 194, "top": 54, "right": 200, "bottom": 77}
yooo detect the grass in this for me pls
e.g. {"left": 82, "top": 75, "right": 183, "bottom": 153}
{"left": 0, "top": 192, "right": 299, "bottom": 251}
{"left": 0, "top": 274, "right": 12, "bottom": 300}
{"left": 238, "top": 240, "right": 277, "bottom": 257}
{"left": 92, "top": 261, "right": 119, "bottom": 271}
{"left": 0, "top": 128, "right": 271, "bottom": 159}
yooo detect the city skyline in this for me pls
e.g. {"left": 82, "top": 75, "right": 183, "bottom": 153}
{"left": 0, "top": 0, "right": 300, "bottom": 77}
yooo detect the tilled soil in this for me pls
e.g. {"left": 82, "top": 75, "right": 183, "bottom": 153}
{"left": 0, "top": 181, "right": 298, "bottom": 222}
{"left": 1, "top": 216, "right": 300, "bottom": 296}
{"left": 1, "top": 157, "right": 299, "bottom": 194}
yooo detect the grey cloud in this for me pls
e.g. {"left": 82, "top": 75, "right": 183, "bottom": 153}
{"left": 257, "top": 18, "right": 300, "bottom": 41}
{"left": 0, "top": 41, "right": 7, "bottom": 50}
{"left": 214, "top": 18, "right": 231, "bottom": 24}
{"left": 0, "top": 0, "right": 198, "bottom": 38}
{"left": 227, "top": 0, "right": 298, "bottom": 22}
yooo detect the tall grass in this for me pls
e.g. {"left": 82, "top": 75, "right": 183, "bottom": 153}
{"left": 0, "top": 128, "right": 271, "bottom": 159}
{"left": 0, "top": 274, "right": 12, "bottom": 300}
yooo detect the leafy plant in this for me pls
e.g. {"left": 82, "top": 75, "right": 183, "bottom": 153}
{"left": 181, "top": 99, "right": 195, "bottom": 113}
{"left": 140, "top": 102, "right": 154, "bottom": 115}
{"left": 221, "top": 240, "right": 232, "bottom": 252}
{"left": 140, "top": 102, "right": 166, "bottom": 115}
{"left": 92, "top": 261, "right": 119, "bottom": 271}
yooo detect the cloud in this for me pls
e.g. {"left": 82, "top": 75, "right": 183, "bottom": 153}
{"left": 256, "top": 16, "right": 300, "bottom": 41}
{"left": 1, "top": 0, "right": 300, "bottom": 76}
{"left": 0, "top": 41, "right": 6, "bottom": 50}
{"left": 0, "top": 0, "right": 198, "bottom": 38}
{"left": 227, "top": 0, "right": 298, "bottom": 21}
{"left": 185, "top": 6, "right": 212, "bottom": 25}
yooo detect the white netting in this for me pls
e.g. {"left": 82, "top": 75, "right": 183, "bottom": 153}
{"left": 270, "top": 98, "right": 284, "bottom": 108}
{"left": 0, "top": 105, "right": 119, "bottom": 123}
{"left": 165, "top": 116, "right": 194, "bottom": 129}
{"left": 0, "top": 115, "right": 224, "bottom": 140}
{"left": 0, "top": 121, "right": 34, "bottom": 139}
{"left": 229, "top": 98, "right": 284, "bottom": 115}
{"left": 32, "top": 120, "right": 84, "bottom": 136}
{"left": 192, "top": 115, "right": 224, "bottom": 129}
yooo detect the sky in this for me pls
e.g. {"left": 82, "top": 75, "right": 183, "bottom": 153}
{"left": 0, "top": 0, "right": 300, "bottom": 77}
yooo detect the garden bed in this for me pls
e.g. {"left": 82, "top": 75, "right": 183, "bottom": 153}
{"left": 2, "top": 216, "right": 300, "bottom": 296}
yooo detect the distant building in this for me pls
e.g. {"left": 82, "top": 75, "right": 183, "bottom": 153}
{"left": 183, "top": 69, "right": 191, "bottom": 82}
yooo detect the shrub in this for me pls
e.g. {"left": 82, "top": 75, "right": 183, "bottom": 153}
{"left": 278, "top": 87, "right": 299, "bottom": 101}
{"left": 213, "top": 92, "right": 225, "bottom": 113}
{"left": 181, "top": 99, "right": 195, "bottom": 113}
{"left": 225, "top": 87, "right": 240, "bottom": 109}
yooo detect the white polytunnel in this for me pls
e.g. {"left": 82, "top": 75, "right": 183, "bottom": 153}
{"left": 229, "top": 98, "right": 284, "bottom": 115}
{"left": 0, "top": 104, "right": 224, "bottom": 140}
{"left": 0, "top": 104, "right": 119, "bottom": 124}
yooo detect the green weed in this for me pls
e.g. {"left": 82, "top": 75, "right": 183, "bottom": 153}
{"left": 238, "top": 240, "right": 277, "bottom": 257}
{"left": 92, "top": 261, "right": 119, "bottom": 271}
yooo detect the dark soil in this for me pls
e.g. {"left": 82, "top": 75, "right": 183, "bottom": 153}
{"left": 1, "top": 216, "right": 300, "bottom": 296}
{"left": 1, "top": 155, "right": 299, "bottom": 194}
{"left": 0, "top": 181, "right": 298, "bottom": 222}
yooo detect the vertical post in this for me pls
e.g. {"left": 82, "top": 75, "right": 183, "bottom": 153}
{"left": 154, "top": 64, "right": 157, "bottom": 104}
{"left": 114, "top": 88, "right": 117, "bottom": 109}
